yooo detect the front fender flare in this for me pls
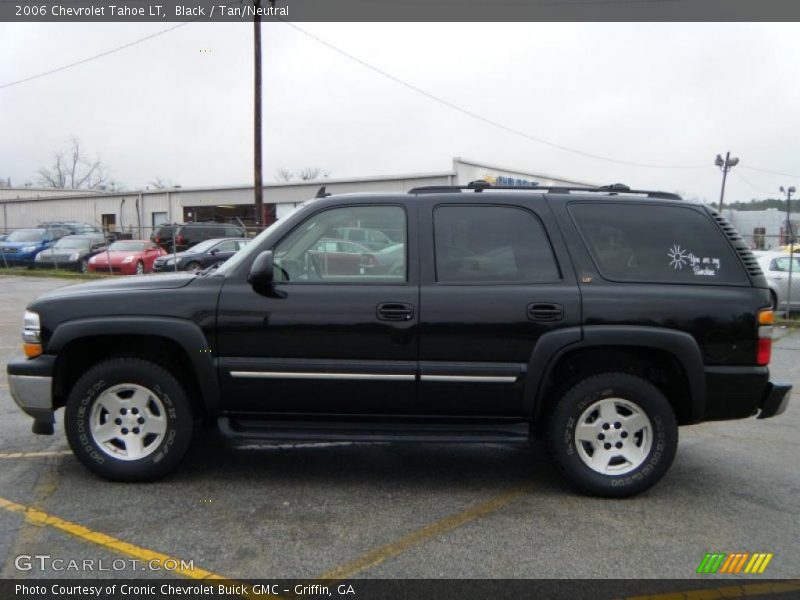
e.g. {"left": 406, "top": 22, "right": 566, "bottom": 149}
{"left": 48, "top": 316, "right": 220, "bottom": 415}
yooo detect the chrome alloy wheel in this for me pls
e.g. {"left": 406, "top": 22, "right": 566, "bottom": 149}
{"left": 89, "top": 384, "right": 168, "bottom": 461}
{"left": 574, "top": 397, "right": 653, "bottom": 475}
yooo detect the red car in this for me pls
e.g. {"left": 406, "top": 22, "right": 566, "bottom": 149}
{"left": 87, "top": 240, "right": 166, "bottom": 275}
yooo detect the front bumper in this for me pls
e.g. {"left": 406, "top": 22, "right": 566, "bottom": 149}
{"left": 758, "top": 382, "right": 792, "bottom": 419}
{"left": 7, "top": 355, "right": 56, "bottom": 434}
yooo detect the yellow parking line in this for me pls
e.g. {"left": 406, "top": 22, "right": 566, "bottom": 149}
{"left": 0, "top": 495, "right": 224, "bottom": 581}
{"left": 316, "top": 483, "right": 533, "bottom": 581}
{"left": 0, "top": 450, "right": 72, "bottom": 459}
{"left": 621, "top": 580, "right": 800, "bottom": 600}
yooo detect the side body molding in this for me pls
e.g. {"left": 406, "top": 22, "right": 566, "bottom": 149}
{"left": 525, "top": 325, "right": 707, "bottom": 423}
{"left": 48, "top": 316, "right": 220, "bottom": 414}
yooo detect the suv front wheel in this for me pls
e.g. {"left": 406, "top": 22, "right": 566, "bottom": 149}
{"left": 65, "top": 358, "right": 193, "bottom": 481}
{"left": 547, "top": 372, "right": 678, "bottom": 498}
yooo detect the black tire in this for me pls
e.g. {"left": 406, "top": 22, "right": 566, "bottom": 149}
{"left": 546, "top": 372, "right": 678, "bottom": 498}
{"left": 64, "top": 358, "right": 193, "bottom": 481}
{"left": 79, "top": 259, "right": 88, "bottom": 273}
{"left": 135, "top": 261, "right": 144, "bottom": 275}
{"left": 770, "top": 291, "right": 779, "bottom": 311}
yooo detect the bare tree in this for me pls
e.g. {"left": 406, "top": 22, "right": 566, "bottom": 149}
{"left": 148, "top": 177, "right": 177, "bottom": 190}
{"left": 298, "top": 167, "right": 329, "bottom": 181}
{"left": 275, "top": 168, "right": 295, "bottom": 182}
{"left": 275, "top": 167, "right": 329, "bottom": 182}
{"left": 37, "top": 137, "right": 111, "bottom": 190}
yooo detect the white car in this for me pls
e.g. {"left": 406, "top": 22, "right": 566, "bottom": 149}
{"left": 754, "top": 251, "right": 800, "bottom": 311}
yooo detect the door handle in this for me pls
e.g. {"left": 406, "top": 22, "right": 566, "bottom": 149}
{"left": 527, "top": 303, "right": 564, "bottom": 322}
{"left": 377, "top": 302, "right": 414, "bottom": 321}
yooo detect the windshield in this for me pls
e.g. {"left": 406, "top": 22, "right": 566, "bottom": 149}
{"left": 215, "top": 221, "right": 282, "bottom": 275}
{"left": 54, "top": 237, "right": 92, "bottom": 249}
{"left": 185, "top": 239, "right": 222, "bottom": 254}
{"left": 108, "top": 242, "right": 146, "bottom": 252}
{"left": 6, "top": 229, "right": 45, "bottom": 243}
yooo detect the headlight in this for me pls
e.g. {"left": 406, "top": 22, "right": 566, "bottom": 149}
{"left": 22, "top": 311, "right": 41, "bottom": 343}
{"left": 68, "top": 252, "right": 80, "bottom": 261}
{"left": 88, "top": 256, "right": 98, "bottom": 263}
{"left": 122, "top": 255, "right": 135, "bottom": 263}
{"left": 22, "top": 246, "right": 37, "bottom": 253}
{"left": 34, "top": 253, "right": 45, "bottom": 261}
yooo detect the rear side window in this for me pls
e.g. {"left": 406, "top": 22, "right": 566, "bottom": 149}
{"left": 434, "top": 205, "right": 560, "bottom": 284}
{"left": 569, "top": 202, "right": 747, "bottom": 285}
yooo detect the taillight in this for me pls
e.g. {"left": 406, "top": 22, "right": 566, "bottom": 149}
{"left": 756, "top": 309, "right": 773, "bottom": 366}
{"left": 176, "top": 235, "right": 185, "bottom": 244}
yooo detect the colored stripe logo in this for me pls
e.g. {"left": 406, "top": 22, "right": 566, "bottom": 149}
{"left": 697, "top": 552, "right": 774, "bottom": 574}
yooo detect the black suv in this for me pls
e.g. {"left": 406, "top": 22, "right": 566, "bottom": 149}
{"left": 152, "top": 222, "right": 247, "bottom": 252}
{"left": 7, "top": 184, "right": 791, "bottom": 497}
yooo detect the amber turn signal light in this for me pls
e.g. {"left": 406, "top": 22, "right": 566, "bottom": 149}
{"left": 758, "top": 309, "right": 774, "bottom": 325}
{"left": 23, "top": 343, "right": 42, "bottom": 358}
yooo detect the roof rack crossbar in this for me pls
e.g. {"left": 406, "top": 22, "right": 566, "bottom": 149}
{"left": 408, "top": 183, "right": 682, "bottom": 201}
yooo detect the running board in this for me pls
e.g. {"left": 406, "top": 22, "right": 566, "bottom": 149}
{"left": 218, "top": 417, "right": 530, "bottom": 443}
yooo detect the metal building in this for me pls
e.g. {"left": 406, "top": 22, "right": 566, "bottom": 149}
{"left": 0, "top": 157, "right": 594, "bottom": 235}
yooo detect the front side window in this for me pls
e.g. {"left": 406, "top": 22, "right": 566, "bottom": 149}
{"left": 433, "top": 205, "right": 560, "bottom": 284}
{"left": 273, "top": 206, "right": 407, "bottom": 283}
{"left": 570, "top": 203, "right": 747, "bottom": 285}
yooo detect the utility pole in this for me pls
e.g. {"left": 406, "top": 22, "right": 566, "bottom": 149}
{"left": 780, "top": 185, "right": 796, "bottom": 315}
{"left": 715, "top": 152, "right": 739, "bottom": 212}
{"left": 253, "top": 0, "right": 263, "bottom": 227}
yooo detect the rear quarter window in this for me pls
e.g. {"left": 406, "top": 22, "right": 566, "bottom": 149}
{"left": 569, "top": 202, "right": 748, "bottom": 285}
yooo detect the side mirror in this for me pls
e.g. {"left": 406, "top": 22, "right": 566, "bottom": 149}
{"left": 248, "top": 250, "right": 274, "bottom": 286}
{"left": 209, "top": 248, "right": 219, "bottom": 255}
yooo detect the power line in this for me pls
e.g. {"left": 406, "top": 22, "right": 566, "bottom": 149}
{"left": 740, "top": 165, "right": 800, "bottom": 180}
{"left": 0, "top": 22, "right": 192, "bottom": 90}
{"left": 280, "top": 21, "right": 709, "bottom": 170}
{"left": 732, "top": 170, "right": 774, "bottom": 196}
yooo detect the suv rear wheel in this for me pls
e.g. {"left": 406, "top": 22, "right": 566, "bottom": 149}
{"left": 64, "top": 358, "right": 193, "bottom": 481}
{"left": 547, "top": 372, "right": 678, "bottom": 498}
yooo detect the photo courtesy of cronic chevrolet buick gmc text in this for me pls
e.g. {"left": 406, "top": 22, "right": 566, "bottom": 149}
{"left": 6, "top": 183, "right": 792, "bottom": 497}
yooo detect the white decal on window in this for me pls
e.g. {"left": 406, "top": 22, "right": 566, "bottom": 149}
{"left": 668, "top": 245, "right": 720, "bottom": 276}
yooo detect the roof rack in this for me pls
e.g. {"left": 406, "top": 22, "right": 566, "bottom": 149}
{"left": 408, "top": 181, "right": 682, "bottom": 201}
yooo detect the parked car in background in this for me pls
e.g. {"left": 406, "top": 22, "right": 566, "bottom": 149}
{"left": 361, "top": 242, "right": 406, "bottom": 276}
{"left": 34, "top": 234, "right": 107, "bottom": 272}
{"left": 153, "top": 238, "right": 249, "bottom": 273}
{"left": 157, "top": 223, "right": 247, "bottom": 253}
{"left": 332, "top": 226, "right": 394, "bottom": 250}
{"left": 87, "top": 240, "right": 165, "bottom": 275}
{"left": 306, "top": 238, "right": 372, "bottom": 276}
{"left": 755, "top": 251, "right": 800, "bottom": 312}
{"left": 39, "top": 221, "right": 103, "bottom": 236}
{"left": 0, "top": 228, "right": 69, "bottom": 266}
{"left": 151, "top": 224, "right": 179, "bottom": 251}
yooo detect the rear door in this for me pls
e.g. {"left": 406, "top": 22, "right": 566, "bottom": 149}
{"left": 418, "top": 197, "right": 580, "bottom": 416}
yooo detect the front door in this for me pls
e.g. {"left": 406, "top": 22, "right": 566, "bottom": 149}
{"left": 418, "top": 201, "right": 580, "bottom": 416}
{"left": 216, "top": 203, "right": 419, "bottom": 415}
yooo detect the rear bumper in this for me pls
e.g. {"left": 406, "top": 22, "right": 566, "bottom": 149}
{"left": 758, "top": 382, "right": 792, "bottom": 419}
{"left": 703, "top": 366, "right": 791, "bottom": 421}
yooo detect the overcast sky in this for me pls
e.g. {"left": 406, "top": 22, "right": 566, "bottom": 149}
{"left": 2, "top": 22, "right": 799, "bottom": 202}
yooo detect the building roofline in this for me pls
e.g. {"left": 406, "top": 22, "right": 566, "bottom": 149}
{"left": 453, "top": 156, "right": 598, "bottom": 187}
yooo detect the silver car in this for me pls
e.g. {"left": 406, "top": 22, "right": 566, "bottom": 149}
{"left": 754, "top": 251, "right": 800, "bottom": 311}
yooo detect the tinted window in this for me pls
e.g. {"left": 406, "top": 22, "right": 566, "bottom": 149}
{"left": 433, "top": 205, "right": 559, "bottom": 284}
{"left": 570, "top": 203, "right": 747, "bottom": 285}
{"left": 274, "top": 206, "right": 406, "bottom": 283}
